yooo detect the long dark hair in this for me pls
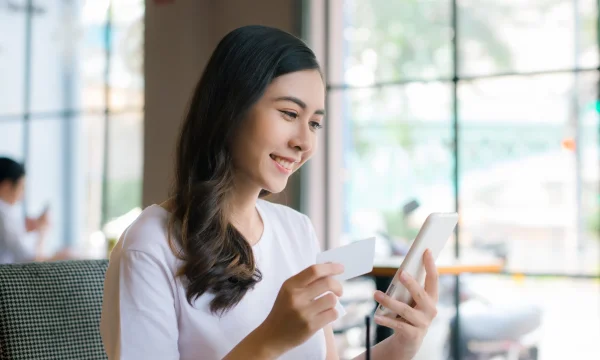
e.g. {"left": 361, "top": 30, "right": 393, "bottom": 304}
{"left": 168, "top": 25, "right": 321, "bottom": 315}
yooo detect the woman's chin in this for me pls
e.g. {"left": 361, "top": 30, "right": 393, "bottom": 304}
{"left": 261, "top": 178, "right": 288, "bottom": 195}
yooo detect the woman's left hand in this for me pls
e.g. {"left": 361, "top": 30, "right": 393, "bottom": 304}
{"left": 373, "top": 249, "right": 439, "bottom": 360}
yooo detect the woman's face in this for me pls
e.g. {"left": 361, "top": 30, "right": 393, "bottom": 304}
{"left": 231, "top": 69, "right": 325, "bottom": 195}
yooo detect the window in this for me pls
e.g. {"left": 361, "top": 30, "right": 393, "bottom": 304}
{"left": 0, "top": 0, "right": 144, "bottom": 255}
{"left": 307, "top": 0, "right": 599, "bottom": 273}
{"left": 307, "top": 0, "right": 599, "bottom": 358}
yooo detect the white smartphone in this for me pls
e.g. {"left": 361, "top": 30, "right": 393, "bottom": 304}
{"left": 375, "top": 212, "right": 458, "bottom": 318}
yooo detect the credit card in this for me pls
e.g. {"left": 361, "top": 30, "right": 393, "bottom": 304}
{"left": 316, "top": 237, "right": 376, "bottom": 282}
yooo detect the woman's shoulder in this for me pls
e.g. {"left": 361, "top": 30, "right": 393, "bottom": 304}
{"left": 113, "top": 204, "right": 178, "bottom": 265}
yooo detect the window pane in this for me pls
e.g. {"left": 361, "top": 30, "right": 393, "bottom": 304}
{"left": 335, "top": 83, "right": 456, "bottom": 256}
{"left": 458, "top": 72, "right": 599, "bottom": 274}
{"left": 578, "top": 0, "right": 599, "bottom": 68}
{"left": 109, "top": 0, "right": 144, "bottom": 112}
{"left": 334, "top": 0, "right": 452, "bottom": 86}
{"left": 26, "top": 117, "right": 67, "bottom": 254}
{"left": 105, "top": 111, "right": 143, "bottom": 222}
{"left": 80, "top": 0, "right": 109, "bottom": 110}
{"left": 27, "top": 114, "right": 109, "bottom": 254}
{"left": 0, "top": 5, "right": 25, "bottom": 115}
{"left": 29, "top": 1, "right": 69, "bottom": 113}
{"left": 579, "top": 73, "right": 600, "bottom": 265}
{"left": 456, "top": 275, "right": 600, "bottom": 359}
{"left": 0, "top": 120, "right": 24, "bottom": 159}
{"left": 30, "top": 1, "right": 108, "bottom": 113}
{"left": 458, "top": 0, "right": 579, "bottom": 77}
{"left": 76, "top": 114, "right": 106, "bottom": 250}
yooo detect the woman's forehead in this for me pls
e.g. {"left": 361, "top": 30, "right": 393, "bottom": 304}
{"left": 265, "top": 70, "right": 325, "bottom": 109}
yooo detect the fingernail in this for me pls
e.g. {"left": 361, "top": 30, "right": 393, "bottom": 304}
{"left": 374, "top": 315, "right": 384, "bottom": 323}
{"left": 400, "top": 272, "right": 409, "bottom": 281}
{"left": 374, "top": 290, "right": 385, "bottom": 300}
{"left": 329, "top": 262, "right": 344, "bottom": 270}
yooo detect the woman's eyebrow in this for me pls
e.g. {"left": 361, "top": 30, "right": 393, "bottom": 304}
{"left": 274, "top": 96, "right": 326, "bottom": 115}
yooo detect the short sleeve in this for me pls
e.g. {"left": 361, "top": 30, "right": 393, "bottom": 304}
{"left": 100, "top": 249, "right": 180, "bottom": 360}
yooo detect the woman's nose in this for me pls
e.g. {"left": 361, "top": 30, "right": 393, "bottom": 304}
{"left": 288, "top": 124, "right": 312, "bottom": 153}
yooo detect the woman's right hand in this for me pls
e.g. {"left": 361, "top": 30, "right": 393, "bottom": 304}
{"left": 259, "top": 263, "right": 344, "bottom": 355}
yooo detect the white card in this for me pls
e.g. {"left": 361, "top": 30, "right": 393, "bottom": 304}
{"left": 316, "top": 237, "right": 376, "bottom": 282}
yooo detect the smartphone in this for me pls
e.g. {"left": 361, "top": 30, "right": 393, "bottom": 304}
{"left": 375, "top": 212, "right": 458, "bottom": 318}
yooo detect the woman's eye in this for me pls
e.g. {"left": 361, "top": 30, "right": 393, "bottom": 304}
{"left": 310, "top": 121, "right": 323, "bottom": 131}
{"left": 280, "top": 110, "right": 298, "bottom": 120}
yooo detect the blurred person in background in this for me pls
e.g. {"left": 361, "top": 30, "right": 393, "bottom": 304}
{"left": 0, "top": 157, "right": 71, "bottom": 263}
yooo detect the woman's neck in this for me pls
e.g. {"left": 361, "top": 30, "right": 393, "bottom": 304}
{"left": 226, "top": 186, "right": 263, "bottom": 246}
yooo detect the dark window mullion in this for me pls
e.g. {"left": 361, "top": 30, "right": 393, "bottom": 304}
{"left": 596, "top": 0, "right": 600, "bottom": 273}
{"left": 62, "top": 0, "right": 75, "bottom": 247}
{"left": 0, "top": 107, "right": 145, "bottom": 122}
{"left": 572, "top": 0, "right": 584, "bottom": 255}
{"left": 326, "top": 66, "right": 600, "bottom": 91}
{"left": 451, "top": 1, "right": 462, "bottom": 359}
{"left": 22, "top": 0, "right": 33, "bottom": 218}
{"left": 100, "top": 0, "right": 114, "bottom": 228}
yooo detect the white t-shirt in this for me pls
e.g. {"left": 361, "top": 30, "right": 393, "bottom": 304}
{"left": 0, "top": 200, "right": 33, "bottom": 264}
{"left": 100, "top": 199, "right": 345, "bottom": 360}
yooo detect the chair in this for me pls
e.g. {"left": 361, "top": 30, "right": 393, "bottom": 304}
{"left": 0, "top": 260, "right": 108, "bottom": 360}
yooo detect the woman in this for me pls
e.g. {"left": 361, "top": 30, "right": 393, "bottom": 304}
{"left": 100, "top": 25, "right": 439, "bottom": 360}
{"left": 0, "top": 157, "right": 69, "bottom": 263}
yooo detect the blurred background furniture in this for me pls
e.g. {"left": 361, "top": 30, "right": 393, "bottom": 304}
{"left": 0, "top": 260, "right": 108, "bottom": 360}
